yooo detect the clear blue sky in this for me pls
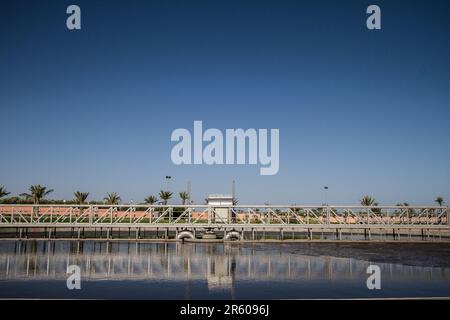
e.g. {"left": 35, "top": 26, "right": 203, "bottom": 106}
{"left": 1, "top": 0, "right": 449, "bottom": 205}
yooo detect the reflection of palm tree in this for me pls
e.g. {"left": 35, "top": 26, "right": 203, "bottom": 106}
{"left": 230, "top": 253, "right": 237, "bottom": 300}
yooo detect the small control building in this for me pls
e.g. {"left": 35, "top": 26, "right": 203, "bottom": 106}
{"left": 207, "top": 194, "right": 234, "bottom": 223}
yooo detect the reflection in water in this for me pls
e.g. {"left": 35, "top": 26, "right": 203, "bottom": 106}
{"left": 0, "top": 240, "right": 449, "bottom": 299}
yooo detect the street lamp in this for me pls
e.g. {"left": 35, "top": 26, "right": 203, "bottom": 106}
{"left": 323, "top": 186, "right": 329, "bottom": 206}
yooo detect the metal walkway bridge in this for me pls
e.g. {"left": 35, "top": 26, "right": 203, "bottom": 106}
{"left": 0, "top": 204, "right": 449, "bottom": 240}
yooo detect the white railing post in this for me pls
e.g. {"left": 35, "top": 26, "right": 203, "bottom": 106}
{"left": 89, "top": 206, "right": 93, "bottom": 225}
{"left": 208, "top": 206, "right": 212, "bottom": 225}
{"left": 447, "top": 207, "right": 450, "bottom": 227}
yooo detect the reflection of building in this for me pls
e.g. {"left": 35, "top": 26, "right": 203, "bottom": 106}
{"left": 207, "top": 194, "right": 233, "bottom": 223}
{"left": 206, "top": 255, "right": 233, "bottom": 290}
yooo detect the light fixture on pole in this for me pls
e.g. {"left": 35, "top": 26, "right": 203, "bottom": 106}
{"left": 323, "top": 186, "right": 329, "bottom": 206}
{"left": 165, "top": 176, "right": 172, "bottom": 191}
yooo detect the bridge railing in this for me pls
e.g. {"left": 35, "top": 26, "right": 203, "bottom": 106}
{"left": 0, "top": 204, "right": 448, "bottom": 227}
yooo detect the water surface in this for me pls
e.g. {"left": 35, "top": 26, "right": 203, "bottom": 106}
{"left": 0, "top": 240, "right": 449, "bottom": 299}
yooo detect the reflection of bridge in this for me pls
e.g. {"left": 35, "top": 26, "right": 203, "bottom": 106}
{"left": 0, "top": 205, "right": 449, "bottom": 241}
{"left": 0, "top": 241, "right": 447, "bottom": 284}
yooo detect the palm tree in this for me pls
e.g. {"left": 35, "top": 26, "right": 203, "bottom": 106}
{"left": 20, "top": 185, "right": 54, "bottom": 217}
{"left": 104, "top": 192, "right": 121, "bottom": 205}
{"left": 0, "top": 185, "right": 10, "bottom": 199}
{"left": 73, "top": 191, "right": 89, "bottom": 219}
{"left": 144, "top": 195, "right": 158, "bottom": 205}
{"left": 74, "top": 191, "right": 89, "bottom": 204}
{"left": 20, "top": 185, "right": 54, "bottom": 204}
{"left": 435, "top": 196, "right": 445, "bottom": 206}
{"left": 159, "top": 190, "right": 173, "bottom": 205}
{"left": 360, "top": 195, "right": 375, "bottom": 206}
{"left": 179, "top": 192, "right": 189, "bottom": 205}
